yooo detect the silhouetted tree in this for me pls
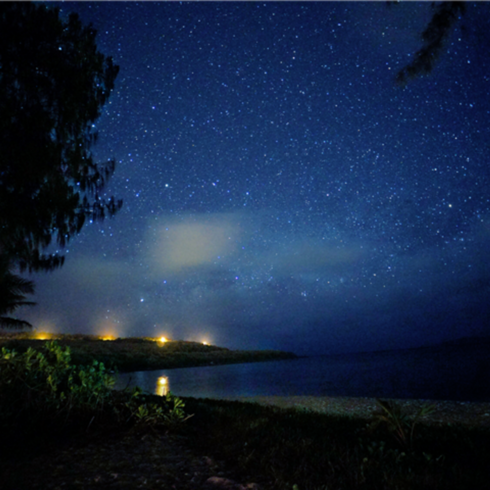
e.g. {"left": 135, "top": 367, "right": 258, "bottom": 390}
{"left": 0, "top": 2, "right": 121, "bottom": 274}
{"left": 396, "top": 1, "right": 466, "bottom": 86}
{"left": 0, "top": 258, "right": 35, "bottom": 329}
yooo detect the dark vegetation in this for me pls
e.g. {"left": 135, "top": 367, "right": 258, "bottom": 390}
{"left": 0, "top": 2, "right": 121, "bottom": 327}
{"left": 0, "top": 2, "right": 120, "bottom": 274}
{"left": 1, "top": 338, "right": 489, "bottom": 489}
{"left": 0, "top": 258, "right": 36, "bottom": 328}
{"left": 0, "top": 341, "right": 188, "bottom": 462}
{"left": 395, "top": 1, "right": 466, "bottom": 86}
{"left": 183, "top": 397, "right": 490, "bottom": 489}
{"left": 0, "top": 332, "right": 297, "bottom": 372}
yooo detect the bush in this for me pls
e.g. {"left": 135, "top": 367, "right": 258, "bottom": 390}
{"left": 0, "top": 341, "right": 114, "bottom": 420}
{"left": 124, "top": 387, "right": 192, "bottom": 429}
{"left": 0, "top": 341, "right": 189, "bottom": 430}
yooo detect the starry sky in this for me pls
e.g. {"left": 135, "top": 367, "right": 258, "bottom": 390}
{"left": 22, "top": 1, "right": 490, "bottom": 355}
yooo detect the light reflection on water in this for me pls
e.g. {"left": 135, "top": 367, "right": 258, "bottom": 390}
{"left": 115, "top": 358, "right": 303, "bottom": 398}
{"left": 156, "top": 376, "right": 169, "bottom": 396}
{"left": 114, "top": 343, "right": 490, "bottom": 402}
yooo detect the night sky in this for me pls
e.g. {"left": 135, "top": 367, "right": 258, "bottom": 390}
{"left": 22, "top": 1, "right": 490, "bottom": 355}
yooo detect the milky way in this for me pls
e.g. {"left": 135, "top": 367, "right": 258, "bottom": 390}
{"left": 23, "top": 2, "right": 490, "bottom": 355}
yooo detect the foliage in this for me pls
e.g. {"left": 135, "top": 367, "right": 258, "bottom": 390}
{"left": 0, "top": 2, "right": 121, "bottom": 273}
{"left": 396, "top": 1, "right": 466, "bottom": 85}
{"left": 367, "top": 399, "right": 436, "bottom": 451}
{"left": 124, "top": 387, "right": 191, "bottom": 429}
{"left": 0, "top": 341, "right": 114, "bottom": 421}
{"left": 0, "top": 341, "right": 188, "bottom": 431}
{"left": 0, "top": 257, "right": 35, "bottom": 328}
{"left": 184, "top": 397, "right": 490, "bottom": 490}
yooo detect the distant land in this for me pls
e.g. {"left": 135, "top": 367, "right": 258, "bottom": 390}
{"left": 0, "top": 332, "right": 298, "bottom": 372}
{"left": 439, "top": 335, "right": 490, "bottom": 347}
{"left": 390, "top": 335, "right": 490, "bottom": 354}
{"left": 1, "top": 331, "right": 488, "bottom": 373}
{"left": 327, "top": 335, "right": 490, "bottom": 358}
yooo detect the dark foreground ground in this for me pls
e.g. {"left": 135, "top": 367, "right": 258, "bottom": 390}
{"left": 0, "top": 416, "right": 261, "bottom": 490}
{"left": 1, "top": 395, "right": 490, "bottom": 490}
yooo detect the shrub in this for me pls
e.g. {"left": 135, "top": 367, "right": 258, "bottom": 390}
{"left": 367, "top": 399, "right": 435, "bottom": 451}
{"left": 0, "top": 341, "right": 189, "bottom": 430}
{"left": 123, "top": 387, "right": 191, "bottom": 429}
{"left": 0, "top": 341, "right": 114, "bottom": 422}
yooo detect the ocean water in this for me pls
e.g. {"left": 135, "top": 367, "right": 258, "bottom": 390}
{"left": 115, "top": 341, "right": 490, "bottom": 402}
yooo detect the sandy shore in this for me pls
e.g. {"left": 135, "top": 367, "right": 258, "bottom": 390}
{"left": 216, "top": 395, "right": 490, "bottom": 427}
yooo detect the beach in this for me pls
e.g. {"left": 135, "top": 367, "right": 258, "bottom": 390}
{"left": 218, "top": 395, "right": 490, "bottom": 428}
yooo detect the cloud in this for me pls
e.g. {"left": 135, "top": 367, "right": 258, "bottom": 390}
{"left": 146, "top": 213, "right": 243, "bottom": 274}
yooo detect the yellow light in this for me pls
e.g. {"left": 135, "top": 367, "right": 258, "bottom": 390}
{"left": 159, "top": 336, "right": 168, "bottom": 343}
{"left": 100, "top": 336, "right": 115, "bottom": 341}
{"left": 202, "top": 341, "right": 208, "bottom": 345}
{"left": 35, "top": 331, "right": 52, "bottom": 340}
{"left": 156, "top": 376, "right": 169, "bottom": 396}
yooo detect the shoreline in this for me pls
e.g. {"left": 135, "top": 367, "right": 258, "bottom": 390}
{"left": 213, "top": 395, "right": 490, "bottom": 428}
{"left": 0, "top": 335, "right": 298, "bottom": 372}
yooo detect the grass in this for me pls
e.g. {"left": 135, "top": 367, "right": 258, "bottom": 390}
{"left": 182, "top": 397, "right": 490, "bottom": 490}
{"left": 0, "top": 332, "right": 297, "bottom": 372}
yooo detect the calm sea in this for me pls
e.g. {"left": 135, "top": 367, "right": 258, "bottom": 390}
{"left": 115, "top": 341, "right": 490, "bottom": 402}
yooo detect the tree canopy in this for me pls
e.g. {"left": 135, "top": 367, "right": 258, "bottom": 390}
{"left": 0, "top": 256, "right": 35, "bottom": 328}
{"left": 0, "top": 2, "right": 121, "bottom": 274}
{"left": 396, "top": 1, "right": 466, "bottom": 86}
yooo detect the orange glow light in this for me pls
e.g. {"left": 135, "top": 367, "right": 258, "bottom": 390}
{"left": 159, "top": 336, "right": 168, "bottom": 343}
